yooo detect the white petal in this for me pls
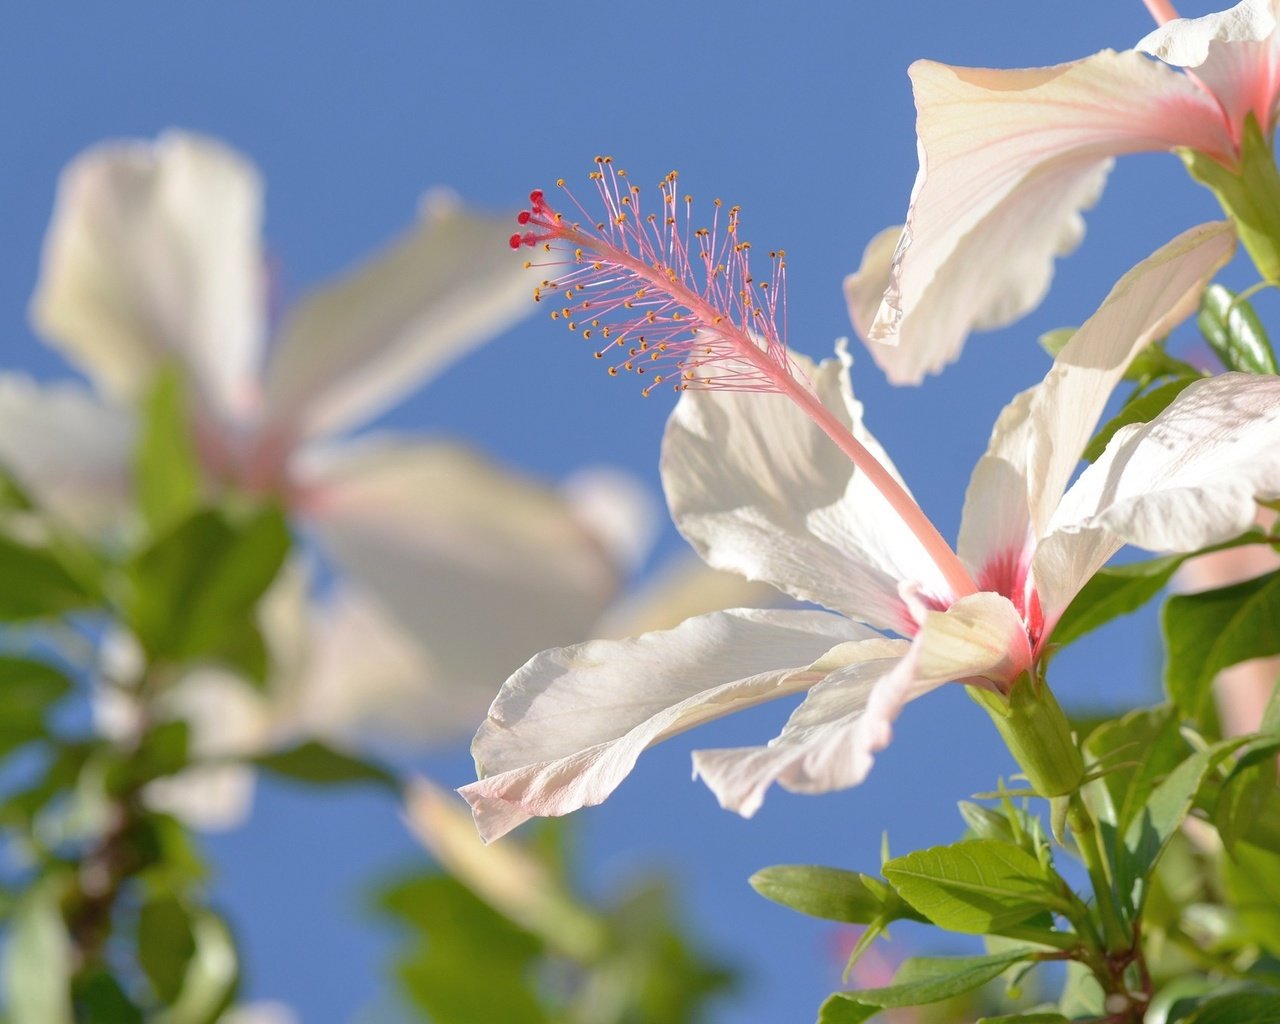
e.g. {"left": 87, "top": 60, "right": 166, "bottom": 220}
{"left": 143, "top": 764, "right": 258, "bottom": 833}
{"left": 263, "top": 194, "right": 532, "bottom": 440}
{"left": 1139, "top": 0, "right": 1280, "bottom": 140}
{"left": 0, "top": 375, "right": 134, "bottom": 535}
{"left": 958, "top": 222, "right": 1235, "bottom": 578}
{"left": 845, "top": 225, "right": 901, "bottom": 340}
{"left": 559, "top": 466, "right": 660, "bottom": 576}
{"left": 594, "top": 555, "right": 780, "bottom": 639}
{"left": 30, "top": 132, "right": 265, "bottom": 420}
{"left": 662, "top": 342, "right": 949, "bottom": 632}
{"left": 295, "top": 437, "right": 621, "bottom": 701}
{"left": 857, "top": 52, "right": 1232, "bottom": 383}
{"left": 459, "top": 608, "right": 877, "bottom": 842}
{"left": 1038, "top": 373, "right": 1280, "bottom": 623}
{"left": 693, "top": 593, "right": 1029, "bottom": 817}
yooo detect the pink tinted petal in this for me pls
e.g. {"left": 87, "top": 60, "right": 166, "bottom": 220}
{"left": 1140, "top": 0, "right": 1280, "bottom": 142}
{"left": 31, "top": 132, "right": 265, "bottom": 422}
{"left": 1037, "top": 373, "right": 1280, "bottom": 624}
{"left": 662, "top": 342, "right": 949, "bottom": 633}
{"left": 294, "top": 437, "right": 622, "bottom": 702}
{"left": 264, "top": 194, "right": 531, "bottom": 441}
{"left": 855, "top": 51, "right": 1232, "bottom": 384}
{"left": 958, "top": 222, "right": 1235, "bottom": 579}
{"left": 459, "top": 609, "right": 876, "bottom": 842}
{"left": 692, "top": 593, "right": 1029, "bottom": 817}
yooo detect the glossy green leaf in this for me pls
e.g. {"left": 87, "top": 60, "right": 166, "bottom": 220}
{"left": 254, "top": 741, "right": 398, "bottom": 791}
{"left": 1186, "top": 992, "right": 1280, "bottom": 1023}
{"left": 0, "top": 533, "right": 98, "bottom": 621}
{"left": 819, "top": 947, "right": 1038, "bottom": 1017}
{"left": 883, "top": 840, "right": 1069, "bottom": 936}
{"left": 3, "top": 878, "right": 73, "bottom": 1024}
{"left": 1120, "top": 740, "right": 1243, "bottom": 912}
{"left": 1123, "top": 343, "right": 1204, "bottom": 384}
{"left": 1082, "top": 375, "right": 1203, "bottom": 463}
{"left": 749, "top": 865, "right": 924, "bottom": 926}
{"left": 1197, "top": 281, "right": 1279, "bottom": 375}
{"left": 1084, "top": 707, "right": 1190, "bottom": 833}
{"left": 138, "top": 893, "right": 197, "bottom": 1004}
{"left": 127, "top": 505, "right": 290, "bottom": 665}
{"left": 1163, "top": 570, "right": 1280, "bottom": 725}
{"left": 136, "top": 366, "right": 202, "bottom": 533}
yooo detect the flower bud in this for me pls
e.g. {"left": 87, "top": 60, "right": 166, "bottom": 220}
{"left": 970, "top": 672, "right": 1084, "bottom": 798}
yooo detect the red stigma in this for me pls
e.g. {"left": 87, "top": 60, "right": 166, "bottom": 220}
{"left": 508, "top": 233, "right": 523, "bottom": 249}
{"left": 517, "top": 210, "right": 531, "bottom": 224}
{"left": 529, "top": 188, "right": 544, "bottom": 207}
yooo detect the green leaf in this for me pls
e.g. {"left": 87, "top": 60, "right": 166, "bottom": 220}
{"left": 819, "top": 947, "right": 1038, "bottom": 1016}
{"left": 1186, "top": 992, "right": 1280, "bottom": 1023}
{"left": 0, "top": 657, "right": 73, "bottom": 756}
{"left": 1225, "top": 843, "right": 1280, "bottom": 957}
{"left": 1054, "top": 554, "right": 1185, "bottom": 648}
{"left": 1120, "top": 739, "right": 1243, "bottom": 912}
{"left": 71, "top": 970, "right": 144, "bottom": 1024}
{"left": 254, "top": 741, "right": 399, "bottom": 791}
{"left": 1215, "top": 746, "right": 1279, "bottom": 852}
{"left": 883, "top": 840, "right": 1070, "bottom": 936}
{"left": 1124, "top": 343, "right": 1204, "bottom": 384}
{"left": 3, "top": 877, "right": 73, "bottom": 1024}
{"left": 978, "top": 1016, "right": 1069, "bottom": 1024}
{"left": 1084, "top": 707, "right": 1191, "bottom": 833}
{"left": 127, "top": 505, "right": 290, "bottom": 665}
{"left": 378, "top": 873, "right": 550, "bottom": 1024}
{"left": 749, "top": 865, "right": 924, "bottom": 926}
{"left": 154, "top": 911, "right": 238, "bottom": 1024}
{"left": 1082, "top": 375, "right": 1203, "bottom": 463}
{"left": 0, "top": 533, "right": 98, "bottom": 620}
{"left": 1037, "top": 327, "right": 1075, "bottom": 358}
{"left": 1197, "top": 282, "right": 1279, "bottom": 375}
{"left": 138, "top": 893, "right": 197, "bottom": 1004}
{"left": 1163, "top": 569, "right": 1280, "bottom": 725}
{"left": 135, "top": 366, "right": 203, "bottom": 533}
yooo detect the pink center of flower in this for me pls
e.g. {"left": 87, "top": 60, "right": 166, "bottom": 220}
{"left": 510, "top": 160, "right": 979, "bottom": 604}
{"left": 977, "top": 547, "right": 1047, "bottom": 658}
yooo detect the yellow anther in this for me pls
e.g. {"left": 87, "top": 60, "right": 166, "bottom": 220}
{"left": 608, "top": 366, "right": 618, "bottom": 376}
{"left": 522, "top": 260, "right": 532, "bottom": 269}
{"left": 556, "top": 177, "right": 566, "bottom": 187}
{"left": 583, "top": 329, "right": 592, "bottom": 339}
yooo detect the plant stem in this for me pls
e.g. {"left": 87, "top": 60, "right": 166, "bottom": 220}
{"left": 1067, "top": 793, "right": 1128, "bottom": 955}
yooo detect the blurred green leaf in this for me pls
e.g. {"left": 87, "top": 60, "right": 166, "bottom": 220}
{"left": 1055, "top": 554, "right": 1184, "bottom": 649}
{"left": 883, "top": 841, "right": 1069, "bottom": 936}
{"left": 71, "top": 970, "right": 144, "bottom": 1024}
{"left": 3, "top": 876, "right": 73, "bottom": 1024}
{"left": 127, "top": 505, "right": 289, "bottom": 667}
{"left": 0, "top": 657, "right": 73, "bottom": 756}
{"left": 1186, "top": 992, "right": 1280, "bottom": 1023}
{"left": 105, "top": 721, "right": 190, "bottom": 795}
{"left": 1163, "top": 570, "right": 1280, "bottom": 726}
{"left": 0, "top": 742, "right": 92, "bottom": 827}
{"left": 977, "top": 1016, "right": 1069, "bottom": 1024}
{"left": 254, "top": 741, "right": 398, "bottom": 791}
{"left": 154, "top": 910, "right": 238, "bottom": 1024}
{"left": 138, "top": 893, "right": 197, "bottom": 1004}
{"left": 379, "top": 873, "right": 550, "bottom": 1024}
{"left": 1084, "top": 707, "right": 1191, "bottom": 834}
{"left": 1124, "top": 343, "right": 1203, "bottom": 384}
{"left": 0, "top": 533, "right": 98, "bottom": 621}
{"left": 1082, "top": 374, "right": 1203, "bottom": 463}
{"left": 819, "top": 947, "right": 1039, "bottom": 1020}
{"left": 1198, "top": 283, "right": 1279, "bottom": 375}
{"left": 1225, "top": 843, "right": 1280, "bottom": 958}
{"left": 1037, "top": 328, "right": 1075, "bottom": 358}
{"left": 136, "top": 366, "right": 203, "bottom": 533}
{"left": 749, "top": 865, "right": 925, "bottom": 926}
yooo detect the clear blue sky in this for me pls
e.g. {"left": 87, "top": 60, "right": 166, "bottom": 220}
{"left": 0, "top": 2, "right": 1244, "bottom": 1021}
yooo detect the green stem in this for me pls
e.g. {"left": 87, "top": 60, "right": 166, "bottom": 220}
{"left": 1067, "top": 794, "right": 1128, "bottom": 955}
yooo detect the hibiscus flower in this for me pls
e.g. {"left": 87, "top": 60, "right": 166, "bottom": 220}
{"left": 465, "top": 167, "right": 1275, "bottom": 841}
{"left": 846, "top": 0, "right": 1280, "bottom": 383}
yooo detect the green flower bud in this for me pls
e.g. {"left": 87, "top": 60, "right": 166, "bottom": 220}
{"left": 970, "top": 672, "right": 1084, "bottom": 798}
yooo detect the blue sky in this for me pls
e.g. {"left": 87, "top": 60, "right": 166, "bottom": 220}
{"left": 0, "top": 2, "right": 1247, "bottom": 1020}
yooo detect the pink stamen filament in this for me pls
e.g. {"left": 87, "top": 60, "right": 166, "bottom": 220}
{"left": 515, "top": 173, "right": 978, "bottom": 602}
{"left": 1142, "top": 0, "right": 1180, "bottom": 25}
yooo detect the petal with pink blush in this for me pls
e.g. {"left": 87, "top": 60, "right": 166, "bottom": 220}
{"left": 1139, "top": 0, "right": 1280, "bottom": 142}
{"left": 30, "top": 132, "right": 266, "bottom": 422}
{"left": 693, "top": 593, "right": 1029, "bottom": 818}
{"left": 263, "top": 194, "right": 533, "bottom": 441}
{"left": 856, "top": 51, "right": 1231, "bottom": 384}
{"left": 459, "top": 608, "right": 877, "bottom": 842}
{"left": 662, "top": 342, "right": 949, "bottom": 632}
